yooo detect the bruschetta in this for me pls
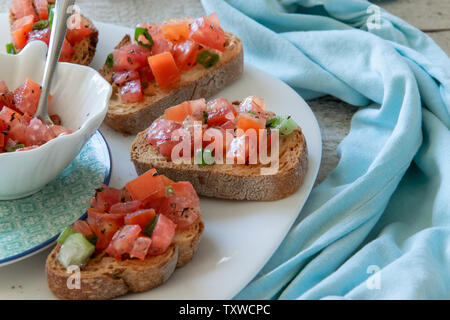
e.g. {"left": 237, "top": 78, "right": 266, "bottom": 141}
{"left": 130, "top": 96, "right": 308, "bottom": 201}
{"left": 8, "top": 0, "right": 98, "bottom": 65}
{"left": 46, "top": 169, "right": 204, "bottom": 300}
{"left": 99, "top": 13, "right": 243, "bottom": 135}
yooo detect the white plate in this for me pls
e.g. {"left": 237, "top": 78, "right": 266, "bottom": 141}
{"left": 0, "top": 16, "right": 321, "bottom": 299}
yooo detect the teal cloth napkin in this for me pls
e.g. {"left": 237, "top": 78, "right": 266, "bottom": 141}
{"left": 201, "top": 0, "right": 450, "bottom": 299}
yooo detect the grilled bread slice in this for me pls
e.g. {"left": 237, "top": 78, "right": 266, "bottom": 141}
{"left": 130, "top": 126, "right": 308, "bottom": 201}
{"left": 9, "top": 0, "right": 98, "bottom": 66}
{"left": 99, "top": 31, "right": 243, "bottom": 135}
{"left": 46, "top": 210, "right": 204, "bottom": 300}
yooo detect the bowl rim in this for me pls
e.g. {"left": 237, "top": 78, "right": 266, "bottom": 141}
{"left": 0, "top": 42, "right": 112, "bottom": 159}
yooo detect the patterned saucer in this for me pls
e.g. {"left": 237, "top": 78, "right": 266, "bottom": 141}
{"left": 0, "top": 131, "right": 111, "bottom": 266}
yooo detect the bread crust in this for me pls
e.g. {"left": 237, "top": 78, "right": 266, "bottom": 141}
{"left": 99, "top": 31, "right": 244, "bottom": 135}
{"left": 130, "top": 127, "right": 309, "bottom": 201}
{"left": 9, "top": 2, "right": 98, "bottom": 66}
{"left": 46, "top": 210, "right": 204, "bottom": 300}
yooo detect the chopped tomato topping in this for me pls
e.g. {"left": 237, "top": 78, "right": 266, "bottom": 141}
{"left": 27, "top": 28, "right": 50, "bottom": 45}
{"left": 129, "top": 236, "right": 152, "bottom": 260}
{"left": 206, "top": 97, "right": 237, "bottom": 127}
{"left": 33, "top": 0, "right": 49, "bottom": 20}
{"left": 110, "top": 200, "right": 141, "bottom": 214}
{"left": 145, "top": 118, "right": 183, "bottom": 159}
{"left": 10, "top": 0, "right": 38, "bottom": 21}
{"left": 13, "top": 77, "right": 41, "bottom": 116}
{"left": 171, "top": 40, "right": 200, "bottom": 70}
{"left": 71, "top": 220, "right": 94, "bottom": 237}
{"left": 112, "top": 70, "right": 140, "bottom": 86}
{"left": 148, "top": 214, "right": 176, "bottom": 255}
{"left": 106, "top": 225, "right": 142, "bottom": 260}
{"left": 238, "top": 96, "right": 266, "bottom": 119}
{"left": 160, "top": 22, "right": 190, "bottom": 43}
{"left": 148, "top": 52, "right": 180, "bottom": 89}
{"left": 0, "top": 107, "right": 28, "bottom": 144}
{"left": 87, "top": 209, "right": 125, "bottom": 250}
{"left": 236, "top": 112, "right": 266, "bottom": 133}
{"left": 120, "top": 79, "right": 143, "bottom": 103}
{"left": 11, "top": 15, "right": 35, "bottom": 50}
{"left": 58, "top": 38, "right": 75, "bottom": 62}
{"left": 25, "top": 118, "right": 56, "bottom": 146}
{"left": 66, "top": 13, "right": 93, "bottom": 45}
{"left": 189, "top": 13, "right": 225, "bottom": 52}
{"left": 88, "top": 185, "right": 124, "bottom": 212}
{"left": 113, "top": 44, "right": 151, "bottom": 72}
{"left": 124, "top": 209, "right": 156, "bottom": 229}
{"left": 125, "top": 169, "right": 167, "bottom": 202}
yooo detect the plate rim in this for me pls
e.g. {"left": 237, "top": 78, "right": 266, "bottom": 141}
{"left": 0, "top": 130, "right": 112, "bottom": 267}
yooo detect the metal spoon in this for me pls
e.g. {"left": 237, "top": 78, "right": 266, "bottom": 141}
{"left": 34, "top": 0, "right": 75, "bottom": 125}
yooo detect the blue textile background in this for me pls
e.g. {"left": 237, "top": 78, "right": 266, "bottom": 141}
{"left": 201, "top": 0, "right": 450, "bottom": 299}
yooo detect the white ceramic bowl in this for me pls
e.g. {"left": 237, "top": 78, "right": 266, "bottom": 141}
{"left": 0, "top": 42, "right": 112, "bottom": 200}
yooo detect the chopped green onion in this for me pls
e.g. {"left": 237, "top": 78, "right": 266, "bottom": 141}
{"left": 203, "top": 111, "right": 208, "bottom": 124}
{"left": 143, "top": 215, "right": 159, "bottom": 237}
{"left": 56, "top": 227, "right": 77, "bottom": 244}
{"left": 165, "top": 185, "right": 174, "bottom": 197}
{"left": 266, "top": 116, "right": 281, "bottom": 129}
{"left": 266, "top": 115, "right": 297, "bottom": 135}
{"left": 202, "top": 149, "right": 215, "bottom": 165}
{"left": 32, "top": 20, "right": 49, "bottom": 31}
{"left": 5, "top": 43, "right": 16, "bottom": 55}
{"left": 196, "top": 50, "right": 219, "bottom": 68}
{"left": 86, "top": 234, "right": 98, "bottom": 246}
{"left": 48, "top": 4, "right": 55, "bottom": 29}
{"left": 134, "top": 27, "right": 153, "bottom": 50}
{"left": 105, "top": 53, "right": 113, "bottom": 68}
{"left": 5, "top": 143, "right": 25, "bottom": 152}
{"left": 248, "top": 110, "right": 256, "bottom": 115}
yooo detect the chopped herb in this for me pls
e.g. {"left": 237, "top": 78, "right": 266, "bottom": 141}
{"left": 86, "top": 234, "right": 98, "bottom": 246}
{"left": 248, "top": 110, "right": 256, "bottom": 115}
{"left": 134, "top": 27, "right": 153, "bottom": 50}
{"left": 196, "top": 50, "right": 219, "bottom": 68}
{"left": 203, "top": 110, "right": 208, "bottom": 124}
{"left": 5, "top": 43, "right": 15, "bottom": 55}
{"left": 5, "top": 143, "right": 25, "bottom": 152}
{"left": 165, "top": 185, "right": 174, "bottom": 197}
{"left": 143, "top": 215, "right": 159, "bottom": 236}
{"left": 105, "top": 53, "right": 113, "bottom": 68}
{"left": 32, "top": 20, "right": 49, "bottom": 31}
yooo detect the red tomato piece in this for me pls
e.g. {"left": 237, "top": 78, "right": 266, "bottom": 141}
{"left": 148, "top": 52, "right": 180, "bottom": 89}
{"left": 27, "top": 28, "right": 50, "bottom": 45}
{"left": 129, "top": 236, "right": 152, "bottom": 260}
{"left": 206, "top": 97, "right": 237, "bottom": 127}
{"left": 125, "top": 169, "right": 166, "bottom": 202}
{"left": 113, "top": 44, "right": 150, "bottom": 72}
{"left": 138, "top": 66, "right": 155, "bottom": 84}
{"left": 13, "top": 77, "right": 41, "bottom": 116}
{"left": 124, "top": 209, "right": 156, "bottom": 229}
{"left": 48, "top": 125, "right": 72, "bottom": 137}
{"left": 0, "top": 106, "right": 28, "bottom": 144}
{"left": 145, "top": 118, "right": 183, "bottom": 159}
{"left": 0, "top": 82, "right": 16, "bottom": 111}
{"left": 236, "top": 112, "right": 266, "bottom": 133}
{"left": 164, "top": 101, "right": 191, "bottom": 122}
{"left": 238, "top": 96, "right": 266, "bottom": 119}
{"left": 87, "top": 209, "right": 125, "bottom": 250}
{"left": 10, "top": 0, "right": 38, "bottom": 21}
{"left": 71, "top": 220, "right": 94, "bottom": 237}
{"left": 138, "top": 23, "right": 173, "bottom": 56}
{"left": 66, "top": 13, "right": 93, "bottom": 45}
{"left": 148, "top": 214, "right": 176, "bottom": 255}
{"left": 112, "top": 70, "right": 140, "bottom": 86}
{"left": 33, "top": 0, "right": 49, "bottom": 20}
{"left": 161, "top": 22, "right": 190, "bottom": 43}
{"left": 88, "top": 185, "right": 124, "bottom": 212}
{"left": 109, "top": 200, "right": 141, "bottom": 214}
{"left": 172, "top": 181, "right": 200, "bottom": 208}
{"left": 25, "top": 118, "right": 56, "bottom": 146}
{"left": 58, "top": 38, "right": 75, "bottom": 62}
{"left": 106, "top": 225, "right": 141, "bottom": 260}
{"left": 0, "top": 119, "right": 7, "bottom": 148}
{"left": 159, "top": 197, "right": 199, "bottom": 229}
{"left": 171, "top": 40, "right": 199, "bottom": 70}
{"left": 189, "top": 13, "right": 225, "bottom": 52}
{"left": 11, "top": 14, "right": 35, "bottom": 50}
{"left": 120, "top": 79, "right": 144, "bottom": 103}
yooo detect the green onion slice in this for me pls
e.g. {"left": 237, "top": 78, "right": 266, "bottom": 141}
{"left": 48, "top": 4, "right": 55, "bottom": 28}
{"left": 134, "top": 27, "right": 153, "bottom": 50}
{"left": 5, "top": 43, "right": 16, "bottom": 55}
{"left": 196, "top": 50, "right": 219, "bottom": 68}
{"left": 32, "top": 20, "right": 49, "bottom": 31}
{"left": 105, "top": 53, "right": 113, "bottom": 68}
{"left": 143, "top": 215, "right": 159, "bottom": 237}
{"left": 165, "top": 185, "right": 174, "bottom": 197}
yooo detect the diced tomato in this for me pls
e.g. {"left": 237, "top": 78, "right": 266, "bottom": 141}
{"left": 129, "top": 236, "right": 152, "bottom": 260}
{"left": 171, "top": 40, "right": 199, "bottom": 70}
{"left": 238, "top": 96, "right": 266, "bottom": 119}
{"left": 138, "top": 66, "right": 155, "bottom": 84}
{"left": 106, "top": 225, "right": 141, "bottom": 259}
{"left": 88, "top": 185, "right": 123, "bottom": 212}
{"left": 112, "top": 70, "right": 140, "bottom": 86}
{"left": 125, "top": 169, "right": 166, "bottom": 202}
{"left": 0, "top": 107, "right": 28, "bottom": 144}
{"left": 206, "top": 97, "right": 237, "bottom": 127}
{"left": 10, "top": 0, "right": 38, "bottom": 21}
{"left": 87, "top": 209, "right": 125, "bottom": 250}
{"left": 33, "top": 0, "right": 49, "bottom": 20}
{"left": 172, "top": 181, "right": 200, "bottom": 207}
{"left": 161, "top": 22, "right": 190, "bottom": 43}
{"left": 0, "top": 83, "right": 16, "bottom": 111}
{"left": 25, "top": 118, "right": 56, "bottom": 146}
{"left": 0, "top": 119, "right": 7, "bottom": 148}
{"left": 49, "top": 124, "right": 72, "bottom": 137}
{"left": 189, "top": 13, "right": 225, "bottom": 52}
{"left": 27, "top": 27, "right": 50, "bottom": 45}
{"left": 148, "top": 214, "right": 176, "bottom": 255}
{"left": 13, "top": 77, "right": 41, "bottom": 116}
{"left": 120, "top": 79, "right": 143, "bottom": 103}
{"left": 113, "top": 44, "right": 150, "bottom": 72}
{"left": 49, "top": 114, "right": 61, "bottom": 125}
{"left": 148, "top": 52, "right": 180, "bottom": 89}
{"left": 145, "top": 118, "right": 183, "bottom": 159}
{"left": 66, "top": 13, "right": 93, "bottom": 45}
{"left": 236, "top": 112, "right": 266, "bottom": 133}
{"left": 11, "top": 14, "right": 35, "bottom": 50}
{"left": 164, "top": 101, "right": 190, "bottom": 122}
{"left": 71, "top": 220, "right": 94, "bottom": 237}
{"left": 58, "top": 38, "right": 75, "bottom": 62}
{"left": 220, "top": 120, "right": 236, "bottom": 130}
{"left": 110, "top": 200, "right": 141, "bottom": 214}
{"left": 138, "top": 23, "right": 173, "bottom": 56}
{"left": 124, "top": 209, "right": 156, "bottom": 229}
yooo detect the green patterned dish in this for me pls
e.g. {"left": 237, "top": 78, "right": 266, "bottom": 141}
{"left": 0, "top": 131, "right": 111, "bottom": 266}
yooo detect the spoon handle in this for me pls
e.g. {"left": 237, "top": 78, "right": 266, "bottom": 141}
{"left": 35, "top": 0, "right": 75, "bottom": 124}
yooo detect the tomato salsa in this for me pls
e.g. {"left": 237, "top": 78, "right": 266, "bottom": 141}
{"left": 106, "top": 13, "right": 226, "bottom": 104}
{"left": 145, "top": 96, "right": 298, "bottom": 164}
{"left": 57, "top": 169, "right": 200, "bottom": 264}
{"left": 0, "top": 78, "right": 71, "bottom": 153}
{"left": 8, "top": 0, "right": 94, "bottom": 62}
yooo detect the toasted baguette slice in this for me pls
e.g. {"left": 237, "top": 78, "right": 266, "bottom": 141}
{"left": 9, "top": 1, "right": 98, "bottom": 66}
{"left": 46, "top": 210, "right": 204, "bottom": 300}
{"left": 99, "top": 30, "right": 243, "bottom": 135}
{"left": 130, "top": 127, "right": 308, "bottom": 201}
